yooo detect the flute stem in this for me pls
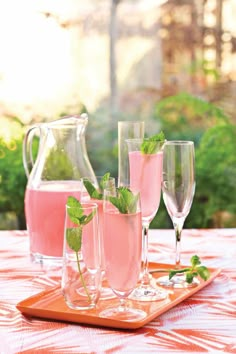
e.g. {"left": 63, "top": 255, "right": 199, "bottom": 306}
{"left": 173, "top": 219, "right": 184, "bottom": 269}
{"left": 141, "top": 222, "right": 150, "bottom": 286}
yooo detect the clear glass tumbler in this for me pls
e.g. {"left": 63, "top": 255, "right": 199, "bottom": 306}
{"left": 80, "top": 175, "right": 116, "bottom": 300}
{"left": 118, "top": 121, "right": 144, "bottom": 187}
{"left": 62, "top": 201, "right": 102, "bottom": 310}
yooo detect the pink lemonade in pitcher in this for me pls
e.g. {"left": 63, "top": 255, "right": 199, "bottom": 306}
{"left": 103, "top": 210, "right": 142, "bottom": 294}
{"left": 128, "top": 151, "right": 163, "bottom": 220}
{"left": 25, "top": 181, "right": 82, "bottom": 260}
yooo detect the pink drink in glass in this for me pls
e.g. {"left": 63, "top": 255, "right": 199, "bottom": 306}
{"left": 80, "top": 194, "right": 106, "bottom": 271}
{"left": 103, "top": 210, "right": 142, "bottom": 293}
{"left": 25, "top": 181, "right": 81, "bottom": 260}
{"left": 128, "top": 151, "right": 163, "bottom": 220}
{"left": 93, "top": 199, "right": 106, "bottom": 270}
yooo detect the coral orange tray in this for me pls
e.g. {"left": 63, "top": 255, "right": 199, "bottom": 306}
{"left": 16, "top": 263, "right": 220, "bottom": 330}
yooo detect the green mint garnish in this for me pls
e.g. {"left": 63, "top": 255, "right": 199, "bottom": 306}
{"left": 141, "top": 131, "right": 165, "bottom": 154}
{"left": 109, "top": 187, "right": 139, "bottom": 214}
{"left": 168, "top": 255, "right": 211, "bottom": 284}
{"left": 83, "top": 172, "right": 111, "bottom": 200}
{"left": 66, "top": 196, "right": 96, "bottom": 301}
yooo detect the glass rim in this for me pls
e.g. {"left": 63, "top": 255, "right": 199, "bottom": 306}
{"left": 125, "top": 138, "right": 164, "bottom": 143}
{"left": 118, "top": 120, "right": 144, "bottom": 124}
{"left": 81, "top": 176, "right": 115, "bottom": 180}
{"left": 164, "top": 140, "right": 194, "bottom": 145}
{"left": 66, "top": 202, "right": 98, "bottom": 210}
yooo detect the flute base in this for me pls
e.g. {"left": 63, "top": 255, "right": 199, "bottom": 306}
{"left": 99, "top": 287, "right": 116, "bottom": 300}
{"left": 129, "top": 283, "right": 168, "bottom": 302}
{"left": 156, "top": 274, "right": 200, "bottom": 289}
{"left": 100, "top": 306, "right": 146, "bottom": 322}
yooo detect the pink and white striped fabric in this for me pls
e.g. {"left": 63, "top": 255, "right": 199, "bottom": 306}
{"left": 0, "top": 228, "right": 235, "bottom": 353}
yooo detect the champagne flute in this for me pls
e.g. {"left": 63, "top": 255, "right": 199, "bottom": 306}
{"left": 157, "top": 141, "right": 197, "bottom": 288}
{"left": 100, "top": 187, "right": 146, "bottom": 321}
{"left": 126, "top": 138, "right": 168, "bottom": 301}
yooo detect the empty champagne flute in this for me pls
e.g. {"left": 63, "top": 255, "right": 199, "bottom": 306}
{"left": 157, "top": 141, "right": 196, "bottom": 288}
{"left": 126, "top": 137, "right": 168, "bottom": 301}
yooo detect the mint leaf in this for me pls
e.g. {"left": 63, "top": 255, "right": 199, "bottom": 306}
{"left": 109, "top": 187, "right": 139, "bottom": 214}
{"left": 67, "top": 196, "right": 83, "bottom": 225}
{"left": 66, "top": 227, "right": 82, "bottom": 252}
{"left": 186, "top": 271, "right": 194, "bottom": 284}
{"left": 100, "top": 172, "right": 111, "bottom": 190}
{"left": 191, "top": 255, "right": 201, "bottom": 267}
{"left": 83, "top": 180, "right": 102, "bottom": 200}
{"left": 109, "top": 196, "right": 125, "bottom": 213}
{"left": 67, "top": 208, "right": 85, "bottom": 225}
{"left": 83, "top": 173, "right": 112, "bottom": 200}
{"left": 141, "top": 131, "right": 165, "bottom": 154}
{"left": 67, "top": 196, "right": 95, "bottom": 226}
{"left": 66, "top": 196, "right": 97, "bottom": 303}
{"left": 83, "top": 210, "right": 96, "bottom": 226}
{"left": 168, "top": 255, "right": 211, "bottom": 284}
{"left": 196, "top": 266, "right": 210, "bottom": 281}
{"left": 67, "top": 195, "right": 82, "bottom": 208}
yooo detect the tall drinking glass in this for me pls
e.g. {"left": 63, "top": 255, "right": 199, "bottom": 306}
{"left": 126, "top": 139, "right": 168, "bottom": 301}
{"left": 100, "top": 187, "right": 146, "bottom": 321}
{"left": 80, "top": 175, "right": 116, "bottom": 299}
{"left": 157, "top": 141, "right": 196, "bottom": 288}
{"left": 118, "top": 121, "right": 144, "bottom": 187}
{"left": 62, "top": 201, "right": 101, "bottom": 310}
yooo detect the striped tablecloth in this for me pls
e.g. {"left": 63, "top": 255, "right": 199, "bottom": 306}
{"left": 0, "top": 228, "right": 235, "bottom": 353}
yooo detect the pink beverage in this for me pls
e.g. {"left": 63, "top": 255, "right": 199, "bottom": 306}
{"left": 103, "top": 210, "right": 142, "bottom": 293}
{"left": 25, "top": 181, "right": 81, "bottom": 260}
{"left": 92, "top": 199, "right": 106, "bottom": 271}
{"left": 80, "top": 195, "right": 106, "bottom": 271}
{"left": 128, "top": 151, "right": 163, "bottom": 220}
{"left": 80, "top": 205, "right": 100, "bottom": 270}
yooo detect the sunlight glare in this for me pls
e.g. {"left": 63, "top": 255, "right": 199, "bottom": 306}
{"left": 0, "top": 1, "right": 72, "bottom": 109}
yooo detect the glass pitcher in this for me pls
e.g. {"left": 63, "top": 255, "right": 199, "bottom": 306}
{"left": 23, "top": 114, "right": 96, "bottom": 264}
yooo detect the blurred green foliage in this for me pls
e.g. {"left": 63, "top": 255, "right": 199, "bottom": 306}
{"left": 153, "top": 92, "right": 229, "bottom": 145}
{"left": 0, "top": 93, "right": 235, "bottom": 229}
{"left": 192, "top": 124, "right": 236, "bottom": 227}
{"left": 86, "top": 108, "right": 118, "bottom": 177}
{"left": 150, "top": 92, "right": 235, "bottom": 229}
{"left": 42, "top": 150, "right": 75, "bottom": 180}
{"left": 0, "top": 116, "right": 27, "bottom": 229}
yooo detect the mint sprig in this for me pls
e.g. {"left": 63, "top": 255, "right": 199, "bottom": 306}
{"left": 66, "top": 196, "right": 96, "bottom": 301}
{"left": 109, "top": 187, "right": 139, "bottom": 214}
{"left": 168, "top": 255, "right": 211, "bottom": 284}
{"left": 83, "top": 172, "right": 111, "bottom": 200}
{"left": 141, "top": 131, "right": 165, "bottom": 154}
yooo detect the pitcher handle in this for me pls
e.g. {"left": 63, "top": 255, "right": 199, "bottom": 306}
{"left": 23, "top": 125, "right": 39, "bottom": 178}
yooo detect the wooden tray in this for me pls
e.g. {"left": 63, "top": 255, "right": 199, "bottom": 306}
{"left": 16, "top": 263, "right": 220, "bottom": 330}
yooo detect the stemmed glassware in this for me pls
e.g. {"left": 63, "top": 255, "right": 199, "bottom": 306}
{"left": 100, "top": 187, "right": 146, "bottom": 321}
{"left": 126, "top": 138, "right": 168, "bottom": 301}
{"left": 157, "top": 141, "right": 196, "bottom": 288}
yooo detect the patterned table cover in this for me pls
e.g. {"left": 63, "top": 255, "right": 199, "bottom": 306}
{"left": 0, "top": 228, "right": 235, "bottom": 353}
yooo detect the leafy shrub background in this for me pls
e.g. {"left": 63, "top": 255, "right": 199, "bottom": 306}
{"left": 0, "top": 93, "right": 235, "bottom": 229}
{"left": 150, "top": 93, "right": 235, "bottom": 229}
{"left": 0, "top": 117, "right": 27, "bottom": 229}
